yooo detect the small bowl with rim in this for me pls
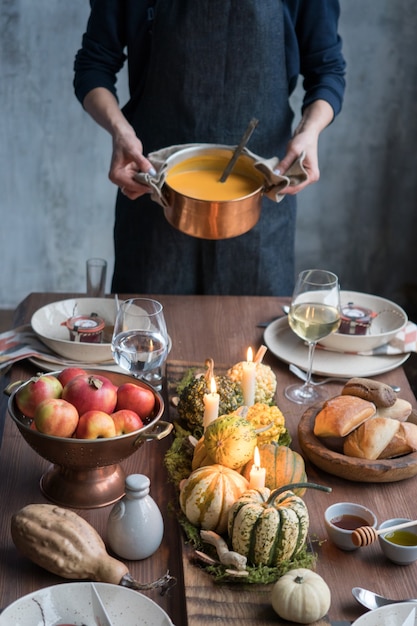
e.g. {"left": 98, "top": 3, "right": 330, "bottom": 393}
{"left": 378, "top": 517, "right": 417, "bottom": 565}
{"left": 319, "top": 290, "right": 407, "bottom": 353}
{"left": 324, "top": 502, "right": 377, "bottom": 551}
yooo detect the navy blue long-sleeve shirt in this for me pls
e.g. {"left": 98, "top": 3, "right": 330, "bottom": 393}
{"left": 74, "top": 0, "right": 346, "bottom": 118}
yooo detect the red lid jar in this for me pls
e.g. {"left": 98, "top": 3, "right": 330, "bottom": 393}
{"left": 63, "top": 314, "right": 105, "bottom": 343}
{"left": 339, "top": 303, "right": 377, "bottom": 336}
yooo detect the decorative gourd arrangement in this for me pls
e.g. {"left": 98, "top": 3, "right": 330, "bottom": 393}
{"left": 166, "top": 351, "right": 332, "bottom": 588}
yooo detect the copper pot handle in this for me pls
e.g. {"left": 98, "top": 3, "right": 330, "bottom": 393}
{"left": 134, "top": 420, "right": 173, "bottom": 446}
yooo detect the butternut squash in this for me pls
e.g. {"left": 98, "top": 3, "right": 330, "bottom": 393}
{"left": 11, "top": 504, "right": 174, "bottom": 592}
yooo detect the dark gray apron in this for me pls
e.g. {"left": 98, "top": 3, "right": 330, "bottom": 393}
{"left": 112, "top": 0, "right": 296, "bottom": 296}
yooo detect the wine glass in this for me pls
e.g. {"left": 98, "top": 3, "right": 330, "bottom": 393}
{"left": 112, "top": 298, "right": 169, "bottom": 390}
{"left": 284, "top": 269, "right": 341, "bottom": 405}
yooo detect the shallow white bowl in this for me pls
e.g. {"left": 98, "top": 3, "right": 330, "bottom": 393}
{"left": 352, "top": 601, "right": 417, "bottom": 625}
{"left": 31, "top": 297, "right": 117, "bottom": 363}
{"left": 0, "top": 581, "right": 174, "bottom": 625}
{"left": 319, "top": 290, "right": 407, "bottom": 353}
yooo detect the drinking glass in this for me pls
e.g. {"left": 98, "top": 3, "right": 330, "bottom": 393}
{"left": 284, "top": 269, "right": 341, "bottom": 405}
{"left": 111, "top": 298, "right": 168, "bottom": 390}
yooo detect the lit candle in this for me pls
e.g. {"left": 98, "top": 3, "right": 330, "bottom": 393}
{"left": 203, "top": 377, "right": 220, "bottom": 431}
{"left": 249, "top": 446, "right": 266, "bottom": 490}
{"left": 242, "top": 347, "right": 256, "bottom": 407}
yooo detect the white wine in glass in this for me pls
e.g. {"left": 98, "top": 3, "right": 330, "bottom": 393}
{"left": 285, "top": 269, "right": 341, "bottom": 404}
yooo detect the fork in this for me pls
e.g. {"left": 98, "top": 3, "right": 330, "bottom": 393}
{"left": 289, "top": 364, "right": 349, "bottom": 386}
{"left": 289, "top": 363, "right": 400, "bottom": 392}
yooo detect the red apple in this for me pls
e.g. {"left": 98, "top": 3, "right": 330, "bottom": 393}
{"left": 75, "top": 410, "right": 117, "bottom": 439}
{"left": 57, "top": 367, "right": 87, "bottom": 388}
{"left": 62, "top": 374, "right": 117, "bottom": 416}
{"left": 15, "top": 374, "right": 63, "bottom": 418}
{"left": 111, "top": 409, "right": 143, "bottom": 435}
{"left": 116, "top": 382, "right": 155, "bottom": 419}
{"left": 34, "top": 398, "right": 79, "bottom": 438}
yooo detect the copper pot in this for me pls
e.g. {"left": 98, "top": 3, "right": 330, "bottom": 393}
{"left": 7, "top": 370, "right": 171, "bottom": 508}
{"left": 163, "top": 145, "right": 265, "bottom": 239}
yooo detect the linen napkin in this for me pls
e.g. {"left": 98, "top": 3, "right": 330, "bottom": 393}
{"left": 133, "top": 143, "right": 308, "bottom": 209}
{"left": 317, "top": 321, "right": 417, "bottom": 356}
{"left": 0, "top": 325, "right": 77, "bottom": 370}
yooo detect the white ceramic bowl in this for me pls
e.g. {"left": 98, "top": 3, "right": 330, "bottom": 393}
{"left": 0, "top": 581, "right": 174, "bottom": 625}
{"left": 324, "top": 502, "right": 377, "bottom": 551}
{"left": 352, "top": 602, "right": 417, "bottom": 625}
{"left": 319, "top": 291, "right": 407, "bottom": 353}
{"left": 378, "top": 518, "right": 417, "bottom": 565}
{"left": 31, "top": 298, "right": 118, "bottom": 363}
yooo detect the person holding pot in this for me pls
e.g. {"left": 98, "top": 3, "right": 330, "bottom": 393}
{"left": 74, "top": 1, "right": 346, "bottom": 296}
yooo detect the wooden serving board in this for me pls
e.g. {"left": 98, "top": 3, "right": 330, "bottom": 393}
{"left": 298, "top": 404, "right": 417, "bottom": 482}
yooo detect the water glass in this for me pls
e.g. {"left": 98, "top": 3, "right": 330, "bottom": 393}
{"left": 86, "top": 258, "right": 107, "bottom": 297}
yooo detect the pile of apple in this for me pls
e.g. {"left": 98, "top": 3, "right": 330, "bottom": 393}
{"left": 14, "top": 367, "right": 156, "bottom": 439}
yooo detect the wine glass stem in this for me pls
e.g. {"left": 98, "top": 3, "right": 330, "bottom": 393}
{"left": 304, "top": 341, "right": 317, "bottom": 389}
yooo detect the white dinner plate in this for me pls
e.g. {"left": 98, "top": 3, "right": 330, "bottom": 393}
{"left": 29, "top": 356, "right": 124, "bottom": 373}
{"left": 264, "top": 317, "right": 409, "bottom": 378}
{"left": 352, "top": 602, "right": 417, "bottom": 625}
{"left": 0, "top": 581, "right": 174, "bottom": 625}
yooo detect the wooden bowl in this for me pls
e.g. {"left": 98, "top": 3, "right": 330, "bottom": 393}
{"left": 298, "top": 404, "right": 417, "bottom": 483}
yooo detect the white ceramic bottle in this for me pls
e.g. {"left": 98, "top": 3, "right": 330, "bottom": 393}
{"left": 107, "top": 474, "right": 164, "bottom": 560}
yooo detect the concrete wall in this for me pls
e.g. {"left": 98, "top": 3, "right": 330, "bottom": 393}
{"left": 1, "top": 1, "right": 416, "bottom": 313}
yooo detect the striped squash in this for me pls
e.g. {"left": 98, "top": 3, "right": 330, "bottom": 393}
{"left": 179, "top": 464, "right": 249, "bottom": 534}
{"left": 228, "top": 486, "right": 310, "bottom": 566}
{"left": 242, "top": 443, "right": 308, "bottom": 495}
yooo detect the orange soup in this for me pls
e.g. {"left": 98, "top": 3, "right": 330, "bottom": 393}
{"left": 166, "top": 157, "right": 261, "bottom": 201}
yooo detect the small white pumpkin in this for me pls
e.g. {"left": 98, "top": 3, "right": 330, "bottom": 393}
{"left": 271, "top": 568, "right": 331, "bottom": 624}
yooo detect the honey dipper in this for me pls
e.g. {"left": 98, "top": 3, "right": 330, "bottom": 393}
{"left": 352, "top": 519, "right": 417, "bottom": 547}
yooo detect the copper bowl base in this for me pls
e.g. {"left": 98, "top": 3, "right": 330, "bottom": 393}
{"left": 40, "top": 463, "right": 126, "bottom": 509}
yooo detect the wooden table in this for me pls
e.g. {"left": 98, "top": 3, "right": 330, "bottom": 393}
{"left": 1, "top": 292, "right": 417, "bottom": 625}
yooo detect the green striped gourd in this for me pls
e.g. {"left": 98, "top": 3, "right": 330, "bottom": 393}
{"left": 228, "top": 482, "right": 331, "bottom": 566}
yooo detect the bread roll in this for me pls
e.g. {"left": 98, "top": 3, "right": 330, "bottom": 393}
{"left": 342, "top": 377, "right": 396, "bottom": 408}
{"left": 314, "top": 395, "right": 376, "bottom": 438}
{"left": 374, "top": 398, "right": 412, "bottom": 422}
{"left": 378, "top": 421, "right": 417, "bottom": 459}
{"left": 343, "top": 416, "right": 400, "bottom": 460}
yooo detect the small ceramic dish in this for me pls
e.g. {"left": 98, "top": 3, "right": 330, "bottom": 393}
{"left": 378, "top": 518, "right": 417, "bottom": 564}
{"left": 352, "top": 601, "right": 417, "bottom": 625}
{"left": 324, "top": 502, "right": 377, "bottom": 551}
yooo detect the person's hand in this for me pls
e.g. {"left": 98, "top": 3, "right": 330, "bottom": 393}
{"left": 277, "top": 99, "right": 334, "bottom": 195}
{"left": 109, "top": 130, "right": 156, "bottom": 200}
{"left": 277, "top": 129, "right": 320, "bottom": 195}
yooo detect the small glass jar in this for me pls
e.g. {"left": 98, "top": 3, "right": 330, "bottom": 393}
{"left": 339, "top": 302, "right": 376, "bottom": 336}
{"left": 63, "top": 314, "right": 105, "bottom": 343}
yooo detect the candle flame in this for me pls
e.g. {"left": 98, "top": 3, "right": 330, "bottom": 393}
{"left": 210, "top": 376, "right": 217, "bottom": 394}
{"left": 254, "top": 445, "right": 260, "bottom": 469}
{"left": 247, "top": 346, "right": 253, "bottom": 362}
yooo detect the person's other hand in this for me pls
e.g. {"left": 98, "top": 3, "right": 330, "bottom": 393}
{"left": 109, "top": 131, "right": 156, "bottom": 200}
{"left": 277, "top": 129, "right": 320, "bottom": 195}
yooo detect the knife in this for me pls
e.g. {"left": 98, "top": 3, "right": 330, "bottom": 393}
{"left": 91, "top": 583, "right": 113, "bottom": 626}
